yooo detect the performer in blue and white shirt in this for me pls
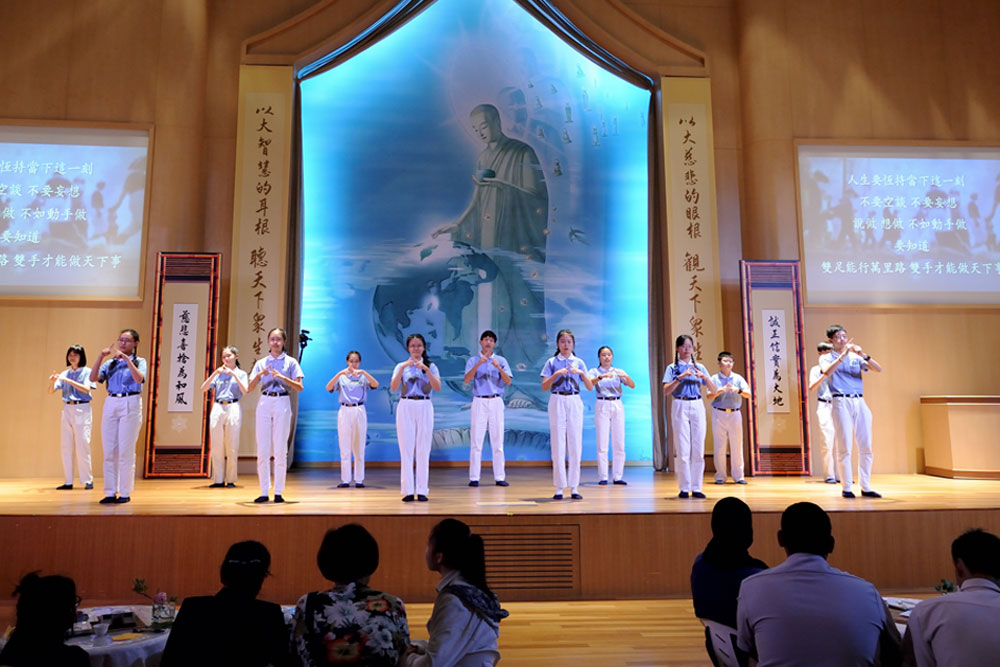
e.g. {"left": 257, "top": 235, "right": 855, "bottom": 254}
{"left": 48, "top": 345, "right": 96, "bottom": 490}
{"left": 326, "top": 350, "right": 379, "bottom": 489}
{"left": 463, "top": 330, "right": 512, "bottom": 488}
{"left": 587, "top": 346, "right": 635, "bottom": 486}
{"left": 90, "top": 329, "right": 147, "bottom": 504}
{"left": 541, "top": 329, "right": 594, "bottom": 500}
{"left": 248, "top": 328, "right": 304, "bottom": 503}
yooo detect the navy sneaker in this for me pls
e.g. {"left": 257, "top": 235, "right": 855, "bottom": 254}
{"left": 468, "top": 480, "right": 479, "bottom": 487}
{"left": 417, "top": 495, "right": 428, "bottom": 502}
{"left": 613, "top": 480, "right": 628, "bottom": 486}
{"left": 861, "top": 490, "right": 882, "bottom": 498}
{"left": 253, "top": 495, "right": 269, "bottom": 503}
{"left": 495, "top": 480, "right": 509, "bottom": 487}
{"left": 692, "top": 492, "right": 706, "bottom": 499}
{"left": 678, "top": 491, "right": 689, "bottom": 499}
{"left": 402, "top": 495, "right": 415, "bottom": 502}
{"left": 842, "top": 490, "right": 856, "bottom": 498}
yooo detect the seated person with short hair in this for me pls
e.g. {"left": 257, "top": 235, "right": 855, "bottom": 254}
{"left": 691, "top": 497, "right": 767, "bottom": 664}
{"left": 0, "top": 572, "right": 89, "bottom": 667}
{"left": 737, "top": 501, "right": 900, "bottom": 666}
{"left": 903, "top": 528, "right": 1000, "bottom": 667}
{"left": 692, "top": 497, "right": 768, "bottom": 627}
{"left": 161, "top": 540, "right": 289, "bottom": 667}
{"left": 292, "top": 523, "right": 409, "bottom": 666}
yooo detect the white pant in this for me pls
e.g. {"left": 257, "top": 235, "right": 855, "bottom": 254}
{"left": 209, "top": 402, "right": 241, "bottom": 484}
{"left": 397, "top": 398, "right": 432, "bottom": 495}
{"left": 548, "top": 393, "right": 583, "bottom": 492}
{"left": 256, "top": 395, "right": 291, "bottom": 495}
{"left": 338, "top": 405, "right": 367, "bottom": 484}
{"left": 102, "top": 395, "right": 142, "bottom": 497}
{"left": 594, "top": 399, "right": 625, "bottom": 482}
{"left": 61, "top": 403, "right": 93, "bottom": 485}
{"left": 832, "top": 396, "right": 873, "bottom": 492}
{"left": 816, "top": 400, "right": 837, "bottom": 479}
{"left": 711, "top": 408, "right": 744, "bottom": 482}
{"left": 671, "top": 398, "right": 705, "bottom": 492}
{"left": 469, "top": 396, "right": 505, "bottom": 482}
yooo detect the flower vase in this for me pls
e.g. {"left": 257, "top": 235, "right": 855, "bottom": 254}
{"left": 151, "top": 602, "right": 175, "bottom": 628}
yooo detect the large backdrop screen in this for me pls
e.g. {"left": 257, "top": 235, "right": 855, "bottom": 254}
{"left": 0, "top": 123, "right": 149, "bottom": 299}
{"left": 298, "top": 0, "right": 651, "bottom": 463}
{"left": 798, "top": 143, "right": 1000, "bottom": 305}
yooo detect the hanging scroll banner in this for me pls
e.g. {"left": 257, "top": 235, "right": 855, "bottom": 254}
{"left": 229, "top": 65, "right": 294, "bottom": 463}
{"left": 740, "top": 260, "right": 809, "bottom": 475}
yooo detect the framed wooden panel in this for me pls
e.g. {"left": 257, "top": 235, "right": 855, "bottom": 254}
{"left": 740, "top": 260, "right": 810, "bottom": 475}
{"left": 143, "top": 252, "right": 222, "bottom": 477}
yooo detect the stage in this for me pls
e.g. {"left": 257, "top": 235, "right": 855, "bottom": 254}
{"left": 2, "top": 468, "right": 998, "bottom": 606}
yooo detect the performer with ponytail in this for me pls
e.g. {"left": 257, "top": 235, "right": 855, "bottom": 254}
{"left": 403, "top": 518, "right": 508, "bottom": 666}
{"left": 587, "top": 345, "right": 635, "bottom": 486}
{"left": 662, "top": 335, "right": 717, "bottom": 499}
{"left": 390, "top": 333, "right": 440, "bottom": 502}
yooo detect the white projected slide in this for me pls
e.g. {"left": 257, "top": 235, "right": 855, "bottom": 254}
{"left": 797, "top": 143, "right": 1000, "bottom": 305}
{"left": 0, "top": 122, "right": 151, "bottom": 299}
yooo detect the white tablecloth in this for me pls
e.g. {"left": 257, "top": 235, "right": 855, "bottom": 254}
{"left": 69, "top": 606, "right": 169, "bottom": 667}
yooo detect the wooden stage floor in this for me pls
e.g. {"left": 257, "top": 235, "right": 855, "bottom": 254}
{"left": 2, "top": 467, "right": 998, "bottom": 516}
{"left": 2, "top": 468, "right": 999, "bottom": 605}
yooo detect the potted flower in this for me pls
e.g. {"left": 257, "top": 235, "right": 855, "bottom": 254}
{"left": 132, "top": 578, "right": 177, "bottom": 628}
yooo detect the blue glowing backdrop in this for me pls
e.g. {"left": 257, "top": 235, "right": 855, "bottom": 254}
{"left": 298, "top": 0, "right": 650, "bottom": 463}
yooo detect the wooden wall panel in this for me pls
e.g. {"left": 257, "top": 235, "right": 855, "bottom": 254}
{"left": 3, "top": 509, "right": 997, "bottom": 605}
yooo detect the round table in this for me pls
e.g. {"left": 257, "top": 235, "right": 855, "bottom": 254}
{"left": 69, "top": 606, "right": 170, "bottom": 667}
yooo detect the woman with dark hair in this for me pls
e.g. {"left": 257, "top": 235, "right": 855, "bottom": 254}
{"left": 292, "top": 523, "right": 409, "bottom": 666}
{"left": 690, "top": 497, "right": 767, "bottom": 628}
{"left": 47, "top": 344, "right": 95, "bottom": 490}
{"left": 403, "top": 519, "right": 508, "bottom": 666}
{"left": 390, "top": 333, "right": 441, "bottom": 501}
{"left": 540, "top": 329, "right": 593, "bottom": 500}
{"left": 247, "top": 327, "right": 305, "bottom": 503}
{"left": 161, "top": 540, "right": 288, "bottom": 667}
{"left": 0, "top": 572, "right": 89, "bottom": 666}
{"left": 90, "top": 328, "right": 147, "bottom": 504}
{"left": 200, "top": 345, "right": 249, "bottom": 488}
{"left": 662, "top": 334, "right": 717, "bottom": 499}
{"left": 325, "top": 350, "right": 379, "bottom": 489}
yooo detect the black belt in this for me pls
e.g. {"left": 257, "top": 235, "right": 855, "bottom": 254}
{"left": 109, "top": 392, "right": 139, "bottom": 398}
{"left": 215, "top": 399, "right": 239, "bottom": 404}
{"left": 474, "top": 394, "right": 501, "bottom": 399}
{"left": 818, "top": 397, "right": 831, "bottom": 403}
{"left": 553, "top": 391, "right": 578, "bottom": 396}
{"left": 714, "top": 407, "right": 739, "bottom": 412}
{"left": 596, "top": 396, "right": 621, "bottom": 401}
{"left": 402, "top": 395, "right": 429, "bottom": 400}
{"left": 64, "top": 400, "right": 90, "bottom": 405}
{"left": 832, "top": 393, "right": 863, "bottom": 398}
{"left": 262, "top": 391, "right": 287, "bottom": 397}
{"left": 341, "top": 402, "right": 364, "bottom": 407}
{"left": 675, "top": 396, "right": 700, "bottom": 401}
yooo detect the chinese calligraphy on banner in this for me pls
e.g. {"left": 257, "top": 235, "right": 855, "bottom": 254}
{"left": 761, "top": 308, "right": 790, "bottom": 414}
{"left": 167, "top": 303, "right": 198, "bottom": 412}
{"left": 663, "top": 78, "right": 722, "bottom": 362}
{"left": 230, "top": 66, "right": 292, "bottom": 458}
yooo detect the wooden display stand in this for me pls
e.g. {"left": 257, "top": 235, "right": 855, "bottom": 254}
{"left": 920, "top": 396, "right": 1000, "bottom": 479}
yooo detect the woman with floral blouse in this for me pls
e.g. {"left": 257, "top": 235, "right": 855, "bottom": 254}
{"left": 292, "top": 523, "right": 409, "bottom": 666}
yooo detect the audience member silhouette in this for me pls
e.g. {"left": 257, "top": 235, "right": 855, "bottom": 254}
{"left": 0, "top": 572, "right": 89, "bottom": 667}
{"left": 292, "top": 523, "right": 409, "bottom": 666}
{"left": 691, "top": 497, "right": 767, "bottom": 663}
{"left": 161, "top": 540, "right": 289, "bottom": 667}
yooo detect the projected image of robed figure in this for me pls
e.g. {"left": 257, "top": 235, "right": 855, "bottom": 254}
{"left": 434, "top": 104, "right": 549, "bottom": 378}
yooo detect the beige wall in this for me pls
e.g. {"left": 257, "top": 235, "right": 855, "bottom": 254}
{"left": 1, "top": 0, "right": 997, "bottom": 476}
